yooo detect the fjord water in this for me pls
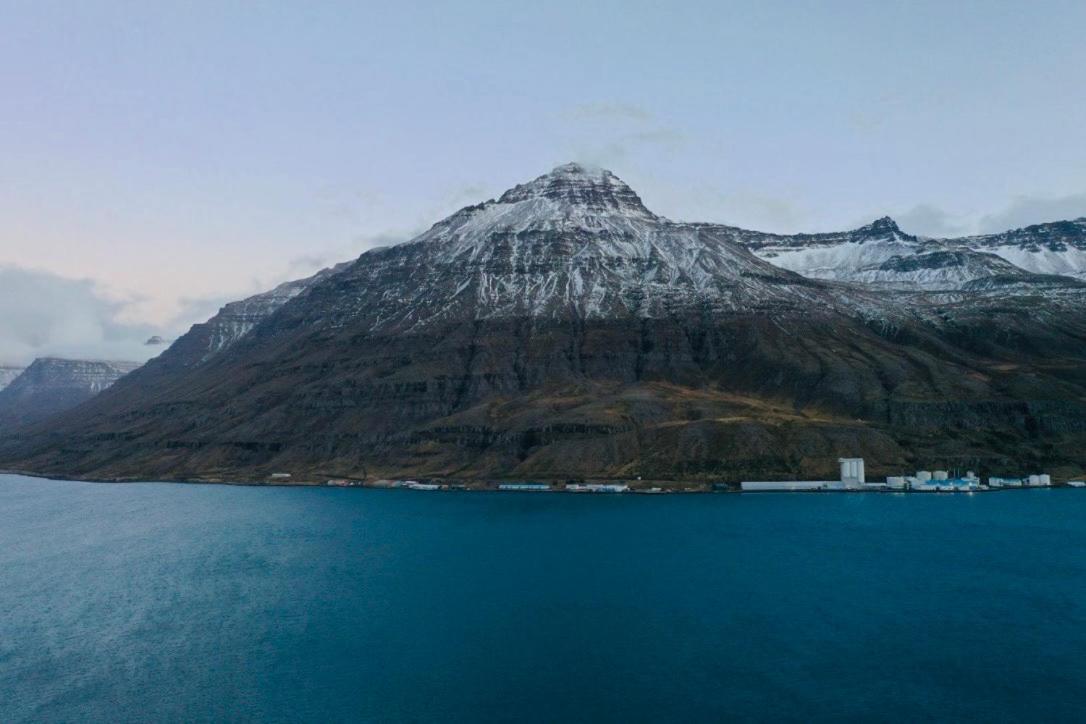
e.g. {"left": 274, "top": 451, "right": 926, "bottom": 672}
{"left": 3, "top": 475, "right": 1086, "bottom": 722}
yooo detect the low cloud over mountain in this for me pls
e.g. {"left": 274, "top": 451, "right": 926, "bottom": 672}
{"left": 0, "top": 266, "right": 159, "bottom": 365}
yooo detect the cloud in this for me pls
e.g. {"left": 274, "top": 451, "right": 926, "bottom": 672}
{"left": 567, "top": 130, "right": 689, "bottom": 169}
{"left": 566, "top": 102, "right": 654, "bottom": 122}
{"left": 561, "top": 101, "right": 688, "bottom": 169}
{"left": 978, "top": 193, "right": 1086, "bottom": 233}
{"left": 0, "top": 265, "right": 160, "bottom": 366}
{"left": 894, "top": 204, "right": 970, "bottom": 237}
{"left": 677, "top": 186, "right": 808, "bottom": 233}
{"left": 288, "top": 228, "right": 422, "bottom": 278}
{"left": 170, "top": 293, "right": 238, "bottom": 331}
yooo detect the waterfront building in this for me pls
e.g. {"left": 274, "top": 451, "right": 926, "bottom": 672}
{"left": 404, "top": 481, "right": 441, "bottom": 490}
{"left": 742, "top": 458, "right": 868, "bottom": 492}
{"left": 568, "top": 483, "right": 630, "bottom": 493}
{"left": 740, "top": 480, "right": 833, "bottom": 492}
{"left": 498, "top": 483, "right": 552, "bottom": 491}
{"left": 839, "top": 458, "right": 865, "bottom": 487}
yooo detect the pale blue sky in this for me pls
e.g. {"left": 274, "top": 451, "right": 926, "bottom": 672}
{"left": 2, "top": 1, "right": 1086, "bottom": 361}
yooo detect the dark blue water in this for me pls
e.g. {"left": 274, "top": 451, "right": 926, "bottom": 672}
{"left": 3, "top": 474, "right": 1086, "bottom": 722}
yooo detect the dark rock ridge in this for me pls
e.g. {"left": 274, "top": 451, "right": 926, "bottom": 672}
{"left": 143, "top": 263, "right": 349, "bottom": 374}
{"left": 0, "top": 358, "right": 141, "bottom": 432}
{"left": 2, "top": 164, "right": 1086, "bottom": 483}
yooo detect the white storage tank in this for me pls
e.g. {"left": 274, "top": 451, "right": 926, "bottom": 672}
{"left": 839, "top": 458, "right": 865, "bottom": 487}
{"left": 933, "top": 470, "right": 949, "bottom": 481}
{"left": 886, "top": 476, "right": 906, "bottom": 489}
{"left": 917, "top": 471, "right": 932, "bottom": 482}
{"left": 1040, "top": 474, "right": 1052, "bottom": 486}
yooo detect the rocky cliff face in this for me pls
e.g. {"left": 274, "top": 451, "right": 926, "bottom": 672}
{"left": 145, "top": 264, "right": 349, "bottom": 374}
{"left": 0, "top": 358, "right": 141, "bottom": 431}
{"left": 3, "top": 164, "right": 1086, "bottom": 482}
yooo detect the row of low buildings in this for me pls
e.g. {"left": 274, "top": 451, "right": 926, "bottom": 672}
{"left": 741, "top": 458, "right": 1059, "bottom": 493}
{"left": 500, "top": 482, "right": 632, "bottom": 493}
{"left": 371, "top": 481, "right": 634, "bottom": 492}
{"left": 354, "top": 479, "right": 445, "bottom": 490}
{"left": 328, "top": 462, "right": 1076, "bottom": 493}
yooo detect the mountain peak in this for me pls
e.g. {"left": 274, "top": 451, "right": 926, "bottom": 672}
{"left": 866, "top": 216, "right": 901, "bottom": 233}
{"left": 850, "top": 215, "right": 916, "bottom": 241}
{"left": 497, "top": 162, "right": 654, "bottom": 217}
{"left": 547, "top": 161, "right": 608, "bottom": 178}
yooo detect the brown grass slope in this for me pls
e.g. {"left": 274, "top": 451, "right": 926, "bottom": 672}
{"left": 3, "top": 303, "right": 1085, "bottom": 484}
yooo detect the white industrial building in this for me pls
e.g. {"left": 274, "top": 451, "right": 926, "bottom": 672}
{"left": 989, "top": 474, "right": 1051, "bottom": 488}
{"left": 566, "top": 483, "right": 630, "bottom": 493}
{"left": 741, "top": 458, "right": 871, "bottom": 492}
{"left": 839, "top": 458, "right": 865, "bottom": 487}
{"left": 896, "top": 470, "right": 980, "bottom": 491}
{"left": 740, "top": 480, "right": 837, "bottom": 492}
{"left": 740, "top": 460, "right": 1060, "bottom": 493}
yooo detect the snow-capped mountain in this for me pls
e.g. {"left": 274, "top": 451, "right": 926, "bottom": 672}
{"left": 732, "top": 217, "right": 1032, "bottom": 290}
{"left": 733, "top": 216, "right": 1086, "bottom": 289}
{"left": 275, "top": 163, "right": 887, "bottom": 337}
{"left": 0, "top": 358, "right": 141, "bottom": 431}
{"left": 943, "top": 218, "right": 1086, "bottom": 279}
{"left": 3, "top": 163, "right": 1086, "bottom": 484}
{"left": 738, "top": 216, "right": 923, "bottom": 277}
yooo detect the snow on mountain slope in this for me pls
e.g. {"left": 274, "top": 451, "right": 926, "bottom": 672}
{"left": 740, "top": 217, "right": 924, "bottom": 280}
{"left": 148, "top": 167, "right": 1084, "bottom": 362}
{"left": 848, "top": 249, "right": 1029, "bottom": 290}
{"left": 0, "top": 358, "right": 140, "bottom": 430}
{"left": 0, "top": 366, "right": 25, "bottom": 391}
{"left": 203, "top": 267, "right": 349, "bottom": 356}
{"left": 149, "top": 262, "right": 351, "bottom": 371}
{"left": 274, "top": 163, "right": 890, "bottom": 336}
{"left": 943, "top": 219, "right": 1086, "bottom": 279}
{"left": 734, "top": 216, "right": 1083, "bottom": 290}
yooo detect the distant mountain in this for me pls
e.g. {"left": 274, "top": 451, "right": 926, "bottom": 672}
{"left": 0, "top": 358, "right": 141, "bottom": 432}
{"left": 0, "top": 366, "right": 24, "bottom": 391}
{"left": 3, "top": 164, "right": 1085, "bottom": 483}
{"left": 944, "top": 218, "right": 1086, "bottom": 279}
{"left": 734, "top": 216, "right": 1086, "bottom": 289}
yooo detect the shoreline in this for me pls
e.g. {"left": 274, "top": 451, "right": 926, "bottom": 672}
{"left": 1, "top": 468, "right": 1080, "bottom": 494}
